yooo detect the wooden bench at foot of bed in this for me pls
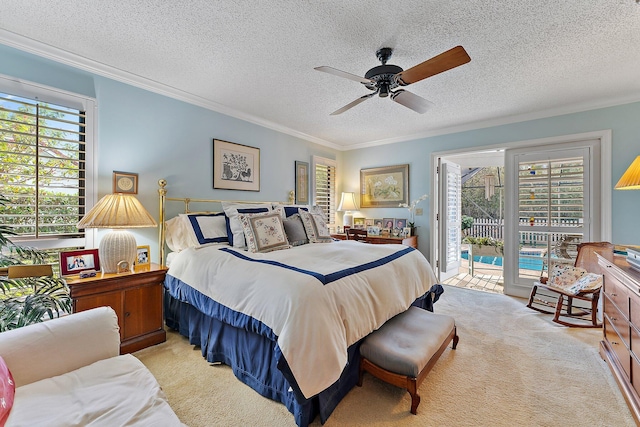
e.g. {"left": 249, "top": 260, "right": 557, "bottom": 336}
{"left": 357, "top": 306, "right": 458, "bottom": 415}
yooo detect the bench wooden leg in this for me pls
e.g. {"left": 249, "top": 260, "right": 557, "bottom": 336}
{"left": 407, "top": 378, "right": 420, "bottom": 415}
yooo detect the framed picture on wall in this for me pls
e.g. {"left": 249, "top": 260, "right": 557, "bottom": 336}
{"left": 295, "top": 161, "right": 309, "bottom": 204}
{"left": 113, "top": 171, "right": 138, "bottom": 194}
{"left": 213, "top": 139, "right": 260, "bottom": 191}
{"left": 360, "top": 164, "right": 409, "bottom": 208}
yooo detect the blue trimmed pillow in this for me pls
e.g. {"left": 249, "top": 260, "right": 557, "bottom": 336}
{"left": 239, "top": 212, "right": 291, "bottom": 253}
{"left": 182, "top": 213, "right": 228, "bottom": 247}
{"left": 222, "top": 202, "right": 272, "bottom": 248}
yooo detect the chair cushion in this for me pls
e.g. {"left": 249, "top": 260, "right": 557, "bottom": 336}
{"left": 7, "top": 354, "right": 183, "bottom": 426}
{"left": 360, "top": 307, "right": 455, "bottom": 377}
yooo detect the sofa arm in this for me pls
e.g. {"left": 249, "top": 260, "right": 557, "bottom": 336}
{"left": 0, "top": 306, "right": 120, "bottom": 387}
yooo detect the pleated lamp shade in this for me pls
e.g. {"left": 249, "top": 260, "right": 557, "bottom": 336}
{"left": 615, "top": 156, "right": 640, "bottom": 190}
{"left": 77, "top": 194, "right": 157, "bottom": 273}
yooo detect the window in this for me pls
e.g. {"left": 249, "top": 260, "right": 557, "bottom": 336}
{"left": 312, "top": 156, "right": 337, "bottom": 226}
{"left": 0, "top": 77, "right": 95, "bottom": 251}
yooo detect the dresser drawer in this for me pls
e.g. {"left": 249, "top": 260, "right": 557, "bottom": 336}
{"left": 631, "top": 295, "right": 640, "bottom": 331}
{"left": 633, "top": 352, "right": 640, "bottom": 398}
{"left": 604, "top": 316, "right": 631, "bottom": 381}
{"left": 603, "top": 271, "right": 630, "bottom": 319}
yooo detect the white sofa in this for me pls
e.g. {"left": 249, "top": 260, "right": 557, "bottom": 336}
{"left": 0, "top": 307, "right": 184, "bottom": 426}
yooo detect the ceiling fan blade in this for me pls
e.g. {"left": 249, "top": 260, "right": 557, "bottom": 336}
{"left": 330, "top": 93, "right": 376, "bottom": 115}
{"left": 395, "top": 45, "right": 471, "bottom": 86}
{"left": 314, "top": 66, "right": 373, "bottom": 84}
{"left": 390, "top": 90, "right": 434, "bottom": 114}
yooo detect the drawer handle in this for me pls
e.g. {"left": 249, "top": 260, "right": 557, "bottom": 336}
{"left": 611, "top": 293, "right": 617, "bottom": 297}
{"left": 125, "top": 312, "right": 131, "bottom": 318}
{"left": 611, "top": 317, "right": 617, "bottom": 321}
{"left": 611, "top": 341, "right": 619, "bottom": 345}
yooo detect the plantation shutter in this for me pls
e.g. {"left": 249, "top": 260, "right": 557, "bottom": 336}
{"left": 438, "top": 159, "right": 462, "bottom": 281}
{"left": 312, "top": 156, "right": 336, "bottom": 226}
{"left": 0, "top": 91, "right": 88, "bottom": 243}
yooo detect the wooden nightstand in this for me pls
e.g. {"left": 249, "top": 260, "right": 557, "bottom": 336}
{"left": 66, "top": 263, "right": 167, "bottom": 354}
{"left": 331, "top": 233, "right": 418, "bottom": 249}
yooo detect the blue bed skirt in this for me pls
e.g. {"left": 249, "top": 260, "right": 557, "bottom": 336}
{"left": 164, "top": 277, "right": 436, "bottom": 426}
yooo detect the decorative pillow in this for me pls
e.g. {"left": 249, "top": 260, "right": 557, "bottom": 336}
{"left": 299, "top": 211, "right": 332, "bottom": 243}
{"left": 547, "top": 264, "right": 603, "bottom": 295}
{"left": 182, "top": 212, "right": 228, "bottom": 247}
{"left": 239, "top": 212, "right": 291, "bottom": 253}
{"left": 548, "top": 265, "right": 588, "bottom": 288}
{"left": 0, "top": 356, "right": 15, "bottom": 426}
{"left": 222, "top": 202, "right": 272, "bottom": 248}
{"left": 283, "top": 213, "right": 309, "bottom": 246}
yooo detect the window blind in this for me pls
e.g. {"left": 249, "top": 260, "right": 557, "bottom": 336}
{"left": 0, "top": 91, "right": 87, "bottom": 241}
{"left": 313, "top": 157, "right": 336, "bottom": 226}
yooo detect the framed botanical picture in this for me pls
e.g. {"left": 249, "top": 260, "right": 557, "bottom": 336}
{"left": 135, "top": 245, "right": 151, "bottom": 267}
{"left": 360, "top": 164, "right": 409, "bottom": 208}
{"left": 60, "top": 249, "right": 100, "bottom": 276}
{"left": 213, "top": 139, "right": 260, "bottom": 191}
{"left": 113, "top": 171, "right": 138, "bottom": 194}
{"left": 295, "top": 161, "right": 309, "bottom": 204}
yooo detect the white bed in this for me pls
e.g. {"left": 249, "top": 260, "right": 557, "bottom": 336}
{"left": 158, "top": 181, "right": 438, "bottom": 426}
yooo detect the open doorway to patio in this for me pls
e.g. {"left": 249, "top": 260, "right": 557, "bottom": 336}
{"left": 438, "top": 151, "right": 507, "bottom": 294}
{"left": 431, "top": 131, "right": 612, "bottom": 298}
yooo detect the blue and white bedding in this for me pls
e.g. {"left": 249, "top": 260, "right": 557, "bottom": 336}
{"left": 165, "top": 240, "right": 437, "bottom": 399}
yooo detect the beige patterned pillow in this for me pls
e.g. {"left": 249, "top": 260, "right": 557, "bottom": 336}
{"left": 299, "top": 211, "right": 332, "bottom": 243}
{"left": 239, "top": 212, "right": 291, "bottom": 253}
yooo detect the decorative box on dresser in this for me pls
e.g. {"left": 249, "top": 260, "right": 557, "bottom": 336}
{"left": 598, "top": 253, "right": 640, "bottom": 424}
{"left": 66, "top": 263, "right": 167, "bottom": 354}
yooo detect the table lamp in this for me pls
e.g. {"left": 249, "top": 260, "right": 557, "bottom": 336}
{"left": 337, "top": 192, "right": 358, "bottom": 227}
{"left": 77, "top": 194, "right": 157, "bottom": 273}
{"left": 615, "top": 156, "right": 640, "bottom": 190}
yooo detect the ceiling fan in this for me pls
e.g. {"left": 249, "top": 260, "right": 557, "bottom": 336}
{"left": 315, "top": 46, "right": 470, "bottom": 115}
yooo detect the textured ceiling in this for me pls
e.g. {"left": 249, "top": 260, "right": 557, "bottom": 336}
{"left": 1, "top": 1, "right": 640, "bottom": 150}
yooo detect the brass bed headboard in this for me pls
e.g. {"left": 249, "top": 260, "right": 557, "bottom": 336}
{"left": 158, "top": 179, "right": 293, "bottom": 265}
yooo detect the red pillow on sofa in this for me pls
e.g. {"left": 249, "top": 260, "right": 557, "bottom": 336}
{"left": 0, "top": 356, "right": 15, "bottom": 426}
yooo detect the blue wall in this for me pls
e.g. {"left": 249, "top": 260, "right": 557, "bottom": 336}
{"left": 3, "top": 42, "right": 640, "bottom": 262}
{"left": 0, "top": 43, "right": 339, "bottom": 261}
{"left": 342, "top": 102, "right": 640, "bottom": 255}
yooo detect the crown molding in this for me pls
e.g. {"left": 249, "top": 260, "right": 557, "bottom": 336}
{"left": 0, "top": 30, "right": 341, "bottom": 151}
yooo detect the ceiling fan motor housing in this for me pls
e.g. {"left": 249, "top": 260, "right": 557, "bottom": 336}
{"left": 364, "top": 64, "right": 403, "bottom": 96}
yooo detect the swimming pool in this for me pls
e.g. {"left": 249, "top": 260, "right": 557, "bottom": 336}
{"left": 461, "top": 251, "right": 545, "bottom": 271}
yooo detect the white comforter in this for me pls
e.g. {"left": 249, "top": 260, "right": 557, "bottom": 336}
{"left": 167, "top": 240, "right": 437, "bottom": 398}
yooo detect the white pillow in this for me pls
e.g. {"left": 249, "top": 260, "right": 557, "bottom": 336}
{"left": 222, "top": 202, "right": 272, "bottom": 248}
{"left": 239, "top": 212, "right": 291, "bottom": 253}
{"left": 164, "top": 216, "right": 191, "bottom": 252}
{"left": 272, "top": 203, "right": 311, "bottom": 218}
{"left": 299, "top": 211, "right": 332, "bottom": 243}
{"left": 181, "top": 213, "right": 228, "bottom": 247}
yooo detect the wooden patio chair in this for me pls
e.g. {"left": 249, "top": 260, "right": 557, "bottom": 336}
{"left": 346, "top": 228, "right": 368, "bottom": 242}
{"left": 527, "top": 241, "right": 613, "bottom": 328}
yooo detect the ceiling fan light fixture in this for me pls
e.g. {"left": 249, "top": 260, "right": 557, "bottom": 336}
{"left": 379, "top": 83, "right": 389, "bottom": 98}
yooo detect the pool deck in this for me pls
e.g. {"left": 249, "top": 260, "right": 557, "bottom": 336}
{"left": 443, "top": 250, "right": 543, "bottom": 294}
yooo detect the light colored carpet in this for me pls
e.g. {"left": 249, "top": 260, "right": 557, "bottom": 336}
{"left": 135, "top": 285, "right": 635, "bottom": 426}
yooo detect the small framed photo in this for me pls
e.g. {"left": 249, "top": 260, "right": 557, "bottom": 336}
{"left": 373, "top": 219, "right": 383, "bottom": 228}
{"left": 367, "top": 226, "right": 381, "bottom": 236}
{"left": 60, "top": 249, "right": 100, "bottom": 276}
{"left": 364, "top": 218, "right": 374, "bottom": 227}
{"left": 382, "top": 218, "right": 395, "bottom": 230}
{"left": 403, "top": 227, "right": 413, "bottom": 237}
{"left": 113, "top": 171, "right": 138, "bottom": 194}
{"left": 135, "top": 245, "right": 151, "bottom": 267}
{"left": 353, "top": 217, "right": 365, "bottom": 226}
{"left": 394, "top": 218, "right": 407, "bottom": 230}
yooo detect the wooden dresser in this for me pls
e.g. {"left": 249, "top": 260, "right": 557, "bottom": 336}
{"left": 598, "top": 253, "right": 640, "bottom": 424}
{"left": 331, "top": 233, "right": 417, "bottom": 249}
